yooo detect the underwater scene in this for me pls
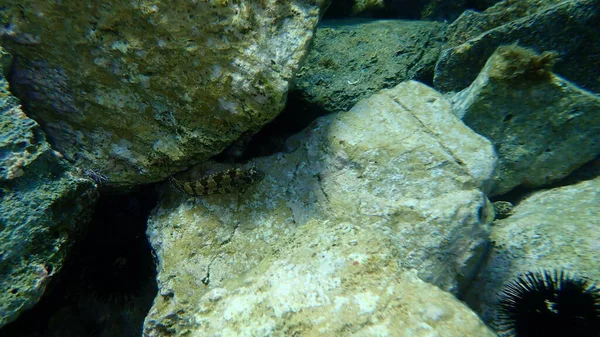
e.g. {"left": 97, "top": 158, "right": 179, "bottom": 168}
{"left": 0, "top": 0, "right": 598, "bottom": 336}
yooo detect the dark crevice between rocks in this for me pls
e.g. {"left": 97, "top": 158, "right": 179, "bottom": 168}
{"left": 214, "top": 91, "right": 329, "bottom": 163}
{"left": 0, "top": 184, "right": 159, "bottom": 337}
{"left": 490, "top": 155, "right": 600, "bottom": 206}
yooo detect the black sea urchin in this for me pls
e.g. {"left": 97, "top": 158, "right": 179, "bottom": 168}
{"left": 496, "top": 270, "right": 600, "bottom": 337}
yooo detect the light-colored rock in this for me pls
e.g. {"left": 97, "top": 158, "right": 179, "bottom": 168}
{"left": 465, "top": 177, "right": 600, "bottom": 325}
{"left": 0, "top": 50, "right": 98, "bottom": 328}
{"left": 451, "top": 45, "right": 600, "bottom": 196}
{"left": 143, "top": 81, "right": 498, "bottom": 336}
{"left": 1, "top": 0, "right": 327, "bottom": 190}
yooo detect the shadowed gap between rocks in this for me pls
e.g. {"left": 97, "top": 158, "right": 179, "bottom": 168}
{"left": 0, "top": 184, "right": 159, "bottom": 337}
{"left": 490, "top": 154, "right": 600, "bottom": 206}
{"left": 214, "top": 90, "right": 331, "bottom": 163}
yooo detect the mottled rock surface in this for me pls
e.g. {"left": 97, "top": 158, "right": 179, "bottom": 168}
{"left": 143, "top": 81, "right": 497, "bottom": 336}
{"left": 452, "top": 45, "right": 600, "bottom": 196}
{"left": 435, "top": 0, "right": 600, "bottom": 93}
{"left": 326, "top": 0, "right": 502, "bottom": 21}
{"left": 444, "top": 0, "right": 567, "bottom": 47}
{"left": 0, "top": 50, "right": 98, "bottom": 328}
{"left": 0, "top": 0, "right": 327, "bottom": 190}
{"left": 292, "top": 19, "right": 446, "bottom": 114}
{"left": 350, "top": 0, "right": 385, "bottom": 14}
{"left": 465, "top": 177, "right": 600, "bottom": 326}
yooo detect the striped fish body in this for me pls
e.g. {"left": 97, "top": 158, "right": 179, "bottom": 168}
{"left": 169, "top": 167, "right": 265, "bottom": 196}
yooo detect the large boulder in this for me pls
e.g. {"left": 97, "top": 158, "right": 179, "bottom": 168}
{"left": 0, "top": 49, "right": 98, "bottom": 328}
{"left": 143, "top": 81, "right": 498, "bottom": 336}
{"left": 1, "top": 0, "right": 328, "bottom": 190}
{"left": 451, "top": 45, "right": 600, "bottom": 196}
{"left": 465, "top": 176, "right": 600, "bottom": 325}
{"left": 434, "top": 0, "right": 600, "bottom": 93}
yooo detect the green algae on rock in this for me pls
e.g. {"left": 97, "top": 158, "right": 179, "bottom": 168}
{"left": 0, "top": 48, "right": 98, "bottom": 328}
{"left": 293, "top": 19, "right": 447, "bottom": 115}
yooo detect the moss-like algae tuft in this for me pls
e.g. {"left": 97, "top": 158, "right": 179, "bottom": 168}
{"left": 489, "top": 44, "right": 558, "bottom": 83}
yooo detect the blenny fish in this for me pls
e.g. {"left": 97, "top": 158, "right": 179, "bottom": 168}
{"left": 169, "top": 167, "right": 265, "bottom": 196}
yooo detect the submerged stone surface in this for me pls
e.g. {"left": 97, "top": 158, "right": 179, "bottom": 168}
{"left": 434, "top": 0, "right": 600, "bottom": 93}
{"left": 0, "top": 50, "right": 98, "bottom": 328}
{"left": 144, "top": 81, "right": 497, "bottom": 336}
{"left": 465, "top": 176, "right": 600, "bottom": 325}
{"left": 326, "top": 0, "right": 501, "bottom": 21}
{"left": 293, "top": 19, "right": 446, "bottom": 115}
{"left": 452, "top": 45, "right": 600, "bottom": 196}
{"left": 1, "top": 0, "right": 327, "bottom": 190}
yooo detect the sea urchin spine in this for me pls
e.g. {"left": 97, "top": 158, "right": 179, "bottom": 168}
{"left": 496, "top": 269, "right": 600, "bottom": 337}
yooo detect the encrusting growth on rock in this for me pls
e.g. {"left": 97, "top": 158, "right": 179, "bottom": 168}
{"left": 489, "top": 44, "right": 558, "bottom": 83}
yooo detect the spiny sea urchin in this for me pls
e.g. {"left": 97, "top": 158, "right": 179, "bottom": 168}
{"left": 496, "top": 270, "right": 600, "bottom": 337}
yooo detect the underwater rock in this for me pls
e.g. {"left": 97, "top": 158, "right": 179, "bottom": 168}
{"left": 292, "top": 19, "right": 446, "bottom": 114}
{"left": 463, "top": 176, "right": 600, "bottom": 327}
{"left": 451, "top": 45, "right": 600, "bottom": 196}
{"left": 0, "top": 49, "right": 98, "bottom": 328}
{"left": 350, "top": 0, "right": 385, "bottom": 15}
{"left": 0, "top": 0, "right": 327, "bottom": 190}
{"left": 434, "top": 0, "right": 600, "bottom": 93}
{"left": 143, "top": 81, "right": 497, "bottom": 336}
{"left": 418, "top": 0, "right": 499, "bottom": 21}
{"left": 326, "top": 0, "right": 502, "bottom": 21}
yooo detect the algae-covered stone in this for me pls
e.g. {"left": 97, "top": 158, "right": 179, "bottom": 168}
{"left": 452, "top": 45, "right": 600, "bottom": 195}
{"left": 143, "top": 81, "right": 497, "bottom": 336}
{"left": 0, "top": 52, "right": 98, "bottom": 328}
{"left": 293, "top": 19, "right": 446, "bottom": 115}
{"left": 435, "top": 0, "right": 600, "bottom": 93}
{"left": 465, "top": 177, "right": 600, "bottom": 325}
{"left": 0, "top": 0, "right": 327, "bottom": 190}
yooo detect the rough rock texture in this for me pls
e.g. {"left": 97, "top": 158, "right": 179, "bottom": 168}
{"left": 351, "top": 0, "right": 385, "bottom": 14}
{"left": 292, "top": 19, "right": 446, "bottom": 115}
{"left": 451, "top": 45, "right": 600, "bottom": 196}
{"left": 326, "top": 0, "right": 502, "bottom": 20}
{"left": 444, "top": 0, "right": 567, "bottom": 47}
{"left": 0, "top": 50, "right": 98, "bottom": 328}
{"left": 434, "top": 0, "right": 600, "bottom": 93}
{"left": 464, "top": 177, "right": 600, "bottom": 326}
{"left": 0, "top": 0, "right": 327, "bottom": 190}
{"left": 143, "top": 81, "right": 498, "bottom": 336}
{"left": 418, "top": 0, "right": 486, "bottom": 21}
